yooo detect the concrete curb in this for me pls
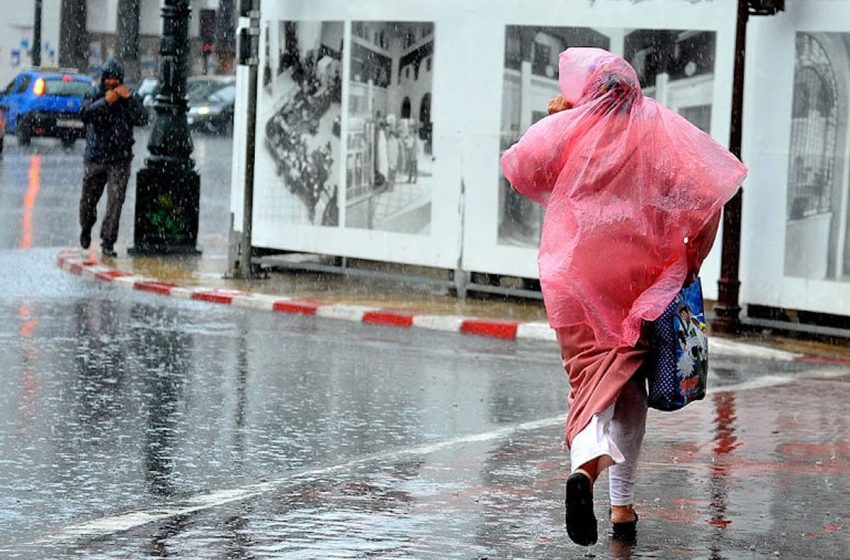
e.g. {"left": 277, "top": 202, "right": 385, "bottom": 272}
{"left": 57, "top": 249, "right": 809, "bottom": 361}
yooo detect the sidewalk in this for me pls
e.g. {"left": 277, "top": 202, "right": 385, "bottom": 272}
{"left": 56, "top": 246, "right": 850, "bottom": 362}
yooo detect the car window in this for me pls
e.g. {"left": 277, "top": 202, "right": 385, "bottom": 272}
{"left": 187, "top": 82, "right": 222, "bottom": 101}
{"left": 16, "top": 76, "right": 32, "bottom": 94}
{"left": 209, "top": 84, "right": 236, "bottom": 104}
{"left": 44, "top": 79, "right": 90, "bottom": 97}
{"left": 137, "top": 79, "right": 159, "bottom": 96}
{"left": 2, "top": 78, "right": 16, "bottom": 95}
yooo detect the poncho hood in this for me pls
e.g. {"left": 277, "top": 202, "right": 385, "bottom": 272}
{"left": 559, "top": 47, "right": 640, "bottom": 110}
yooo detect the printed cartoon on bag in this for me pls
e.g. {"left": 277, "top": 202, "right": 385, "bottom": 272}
{"left": 674, "top": 303, "right": 708, "bottom": 397}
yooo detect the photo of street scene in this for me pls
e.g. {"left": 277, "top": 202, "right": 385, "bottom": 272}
{"left": 498, "top": 26, "right": 717, "bottom": 248}
{"left": 260, "top": 20, "right": 343, "bottom": 227}
{"left": 345, "top": 21, "right": 435, "bottom": 235}
{"left": 785, "top": 32, "right": 850, "bottom": 283}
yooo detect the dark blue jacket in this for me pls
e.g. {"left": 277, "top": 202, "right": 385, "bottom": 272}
{"left": 80, "top": 61, "right": 148, "bottom": 164}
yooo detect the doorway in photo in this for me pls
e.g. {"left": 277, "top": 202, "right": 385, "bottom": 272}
{"left": 784, "top": 32, "right": 850, "bottom": 282}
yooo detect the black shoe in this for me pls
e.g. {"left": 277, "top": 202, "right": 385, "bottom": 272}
{"left": 101, "top": 246, "right": 118, "bottom": 258}
{"left": 611, "top": 510, "right": 639, "bottom": 541}
{"left": 565, "top": 471, "right": 598, "bottom": 546}
{"left": 80, "top": 230, "right": 91, "bottom": 250}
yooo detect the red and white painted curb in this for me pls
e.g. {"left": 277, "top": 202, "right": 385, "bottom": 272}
{"left": 56, "top": 249, "right": 810, "bottom": 361}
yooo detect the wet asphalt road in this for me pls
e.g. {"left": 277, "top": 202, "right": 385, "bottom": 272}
{"left": 0, "top": 247, "right": 569, "bottom": 556}
{"left": 0, "top": 130, "right": 232, "bottom": 253}
{"left": 1, "top": 135, "right": 850, "bottom": 558}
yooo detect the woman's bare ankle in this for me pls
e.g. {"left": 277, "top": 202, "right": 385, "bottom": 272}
{"left": 611, "top": 504, "right": 636, "bottom": 523}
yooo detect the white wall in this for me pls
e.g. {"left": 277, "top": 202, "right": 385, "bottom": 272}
{"left": 140, "top": 0, "right": 163, "bottom": 35}
{"left": 742, "top": 1, "right": 850, "bottom": 315}
{"left": 87, "top": 0, "right": 118, "bottom": 33}
{"left": 0, "top": 0, "right": 62, "bottom": 86}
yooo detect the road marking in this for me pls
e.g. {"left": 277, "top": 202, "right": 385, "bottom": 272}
{"left": 31, "top": 415, "right": 560, "bottom": 547}
{"left": 22, "top": 364, "right": 849, "bottom": 549}
{"left": 710, "top": 337, "right": 803, "bottom": 361}
{"left": 516, "top": 322, "right": 557, "bottom": 342}
{"left": 412, "top": 314, "right": 464, "bottom": 331}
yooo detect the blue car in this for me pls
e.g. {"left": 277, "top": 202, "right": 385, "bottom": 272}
{"left": 0, "top": 69, "right": 92, "bottom": 146}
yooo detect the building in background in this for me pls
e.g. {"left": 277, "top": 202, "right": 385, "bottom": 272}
{"left": 0, "top": 0, "right": 236, "bottom": 89}
{"left": 0, "top": 0, "right": 62, "bottom": 87}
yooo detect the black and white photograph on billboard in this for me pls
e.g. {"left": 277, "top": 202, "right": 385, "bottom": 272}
{"left": 785, "top": 32, "right": 850, "bottom": 283}
{"left": 259, "top": 20, "right": 343, "bottom": 227}
{"left": 497, "top": 26, "right": 717, "bottom": 248}
{"left": 345, "top": 21, "right": 435, "bottom": 235}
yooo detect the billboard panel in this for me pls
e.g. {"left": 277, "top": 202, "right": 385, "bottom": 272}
{"left": 742, "top": 2, "right": 850, "bottom": 315}
{"left": 233, "top": 1, "right": 738, "bottom": 295}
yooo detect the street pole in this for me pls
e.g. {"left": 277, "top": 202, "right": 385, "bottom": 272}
{"left": 234, "top": 0, "right": 260, "bottom": 279}
{"left": 32, "top": 0, "right": 43, "bottom": 66}
{"left": 130, "top": 0, "right": 201, "bottom": 255}
{"left": 712, "top": 0, "right": 784, "bottom": 335}
{"left": 713, "top": 0, "right": 748, "bottom": 335}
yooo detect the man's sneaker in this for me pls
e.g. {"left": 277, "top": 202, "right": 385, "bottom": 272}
{"left": 80, "top": 230, "right": 91, "bottom": 250}
{"left": 101, "top": 246, "right": 118, "bottom": 258}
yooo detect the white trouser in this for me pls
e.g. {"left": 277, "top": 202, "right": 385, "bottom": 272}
{"left": 569, "top": 375, "right": 647, "bottom": 506}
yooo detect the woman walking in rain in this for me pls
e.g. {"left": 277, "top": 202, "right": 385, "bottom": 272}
{"left": 501, "top": 48, "right": 747, "bottom": 546}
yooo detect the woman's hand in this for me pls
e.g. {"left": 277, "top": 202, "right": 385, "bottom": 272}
{"left": 115, "top": 85, "right": 131, "bottom": 99}
{"left": 548, "top": 95, "right": 572, "bottom": 115}
{"left": 684, "top": 211, "right": 723, "bottom": 287}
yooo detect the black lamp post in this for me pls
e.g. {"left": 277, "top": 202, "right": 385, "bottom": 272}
{"left": 130, "top": 0, "right": 201, "bottom": 255}
{"left": 713, "top": 0, "right": 784, "bottom": 334}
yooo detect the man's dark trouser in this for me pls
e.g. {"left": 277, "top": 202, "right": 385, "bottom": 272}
{"left": 79, "top": 159, "right": 132, "bottom": 249}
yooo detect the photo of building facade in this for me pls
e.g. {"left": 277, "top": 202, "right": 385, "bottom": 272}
{"left": 345, "top": 21, "right": 435, "bottom": 235}
{"left": 497, "top": 25, "right": 717, "bottom": 248}
{"left": 260, "top": 21, "right": 343, "bottom": 227}
{"left": 785, "top": 32, "right": 850, "bottom": 282}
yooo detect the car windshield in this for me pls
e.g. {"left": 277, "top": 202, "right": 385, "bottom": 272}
{"left": 44, "top": 79, "right": 90, "bottom": 97}
{"left": 188, "top": 82, "right": 235, "bottom": 104}
{"left": 209, "top": 84, "right": 236, "bottom": 104}
{"left": 137, "top": 79, "right": 158, "bottom": 96}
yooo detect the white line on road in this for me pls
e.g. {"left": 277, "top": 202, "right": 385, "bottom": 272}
{"left": 710, "top": 337, "right": 803, "bottom": 361}
{"left": 23, "top": 364, "right": 850, "bottom": 549}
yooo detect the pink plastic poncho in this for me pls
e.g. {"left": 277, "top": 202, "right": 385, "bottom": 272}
{"left": 501, "top": 48, "right": 747, "bottom": 348}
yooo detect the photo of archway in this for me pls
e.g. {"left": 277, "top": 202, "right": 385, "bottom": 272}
{"left": 345, "top": 21, "right": 435, "bottom": 235}
{"left": 259, "top": 20, "right": 343, "bottom": 227}
{"left": 498, "top": 25, "right": 717, "bottom": 248}
{"left": 784, "top": 32, "right": 850, "bottom": 282}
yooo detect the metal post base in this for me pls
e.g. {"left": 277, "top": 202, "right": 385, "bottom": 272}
{"left": 130, "top": 165, "right": 202, "bottom": 255}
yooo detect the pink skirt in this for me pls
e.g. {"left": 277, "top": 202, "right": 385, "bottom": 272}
{"left": 556, "top": 323, "right": 647, "bottom": 446}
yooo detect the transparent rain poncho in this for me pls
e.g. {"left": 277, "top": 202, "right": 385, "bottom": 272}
{"left": 502, "top": 48, "right": 747, "bottom": 347}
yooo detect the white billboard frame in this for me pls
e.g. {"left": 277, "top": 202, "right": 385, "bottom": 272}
{"left": 741, "top": 1, "right": 850, "bottom": 315}
{"left": 239, "top": 0, "right": 468, "bottom": 270}
{"left": 231, "top": 0, "right": 740, "bottom": 301}
{"left": 458, "top": 0, "right": 740, "bottom": 302}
